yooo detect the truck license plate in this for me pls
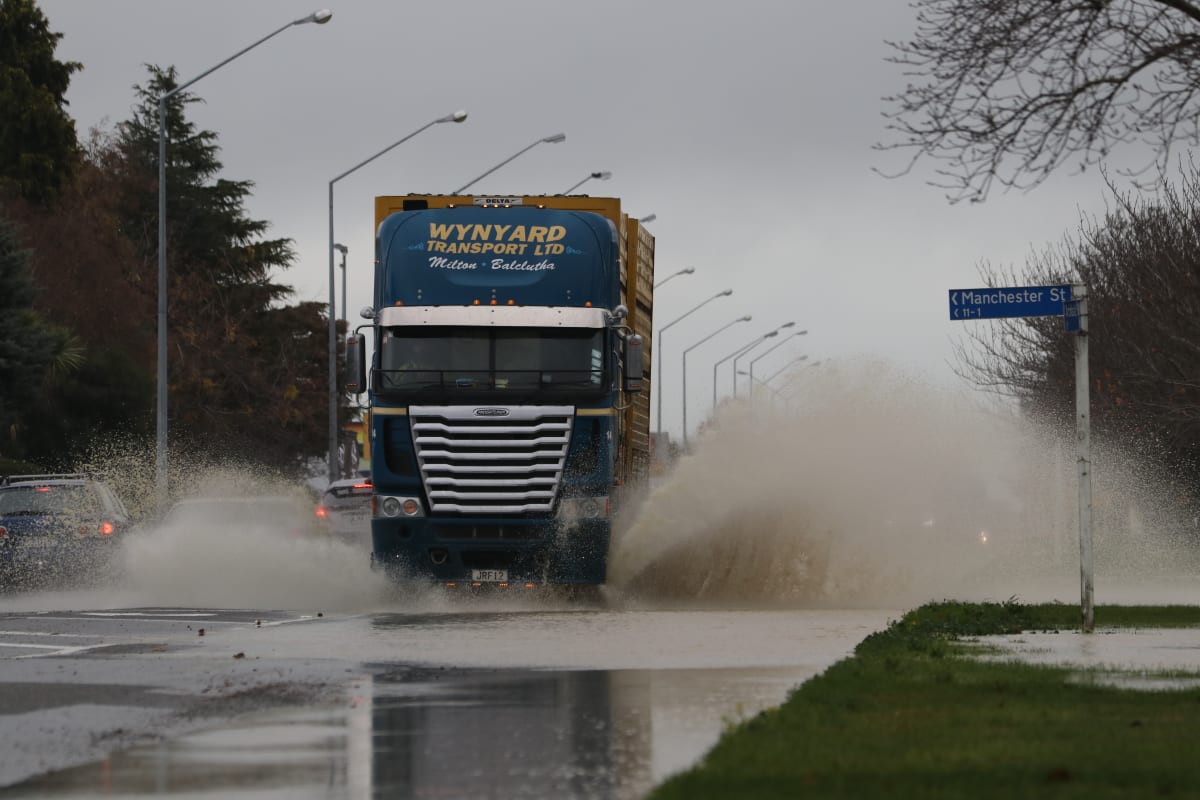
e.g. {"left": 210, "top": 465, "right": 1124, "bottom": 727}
{"left": 471, "top": 569, "right": 508, "bottom": 582}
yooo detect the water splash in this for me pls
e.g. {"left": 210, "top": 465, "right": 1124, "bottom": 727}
{"left": 608, "top": 360, "right": 1200, "bottom": 608}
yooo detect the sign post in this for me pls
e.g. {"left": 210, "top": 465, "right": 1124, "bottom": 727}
{"left": 1070, "top": 284, "right": 1093, "bottom": 632}
{"left": 949, "top": 283, "right": 1094, "bottom": 633}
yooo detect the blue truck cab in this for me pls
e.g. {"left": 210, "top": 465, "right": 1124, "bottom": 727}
{"left": 346, "top": 195, "right": 653, "bottom": 588}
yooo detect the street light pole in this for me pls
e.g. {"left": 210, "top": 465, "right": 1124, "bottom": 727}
{"left": 654, "top": 267, "right": 695, "bottom": 289}
{"left": 327, "top": 110, "right": 469, "bottom": 482}
{"left": 654, "top": 288, "right": 734, "bottom": 442}
{"left": 779, "top": 360, "right": 823, "bottom": 397}
{"left": 156, "top": 8, "right": 332, "bottom": 508}
{"left": 454, "top": 133, "right": 566, "bottom": 194}
{"left": 763, "top": 354, "right": 810, "bottom": 384}
{"left": 561, "top": 170, "right": 611, "bottom": 194}
{"left": 682, "top": 315, "right": 751, "bottom": 449}
{"left": 749, "top": 330, "right": 808, "bottom": 398}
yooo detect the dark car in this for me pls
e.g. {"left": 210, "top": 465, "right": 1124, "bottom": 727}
{"left": 0, "top": 473, "right": 134, "bottom": 589}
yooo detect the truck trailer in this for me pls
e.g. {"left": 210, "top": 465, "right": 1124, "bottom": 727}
{"left": 346, "top": 194, "right": 654, "bottom": 588}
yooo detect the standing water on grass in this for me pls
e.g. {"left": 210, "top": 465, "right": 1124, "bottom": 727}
{"left": 609, "top": 360, "right": 1200, "bottom": 608}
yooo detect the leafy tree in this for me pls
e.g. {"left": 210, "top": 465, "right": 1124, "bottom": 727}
{"left": 956, "top": 168, "right": 1200, "bottom": 485}
{"left": 880, "top": 1, "right": 1200, "bottom": 202}
{"left": 113, "top": 66, "right": 333, "bottom": 474}
{"left": 2, "top": 129, "right": 155, "bottom": 468}
{"left": 0, "top": 216, "right": 67, "bottom": 464}
{"left": 0, "top": 0, "right": 80, "bottom": 205}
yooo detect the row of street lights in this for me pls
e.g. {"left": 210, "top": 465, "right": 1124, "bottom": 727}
{"left": 152, "top": 8, "right": 808, "bottom": 492}
{"left": 651, "top": 269, "right": 815, "bottom": 449}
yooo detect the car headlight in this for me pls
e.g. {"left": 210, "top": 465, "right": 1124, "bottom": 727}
{"left": 557, "top": 496, "right": 610, "bottom": 520}
{"left": 376, "top": 495, "right": 424, "bottom": 518}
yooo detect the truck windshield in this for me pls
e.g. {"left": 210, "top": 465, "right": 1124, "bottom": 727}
{"left": 377, "top": 326, "right": 605, "bottom": 394}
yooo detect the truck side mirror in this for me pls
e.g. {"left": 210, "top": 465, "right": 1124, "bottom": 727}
{"left": 345, "top": 333, "right": 367, "bottom": 394}
{"left": 623, "top": 334, "right": 644, "bottom": 393}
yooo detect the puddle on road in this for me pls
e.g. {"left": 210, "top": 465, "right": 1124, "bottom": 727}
{"left": 6, "top": 665, "right": 816, "bottom": 800}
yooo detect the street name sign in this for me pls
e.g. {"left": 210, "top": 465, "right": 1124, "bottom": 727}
{"left": 948, "top": 285, "right": 1071, "bottom": 320}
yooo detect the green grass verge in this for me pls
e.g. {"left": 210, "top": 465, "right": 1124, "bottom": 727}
{"left": 649, "top": 601, "right": 1200, "bottom": 799}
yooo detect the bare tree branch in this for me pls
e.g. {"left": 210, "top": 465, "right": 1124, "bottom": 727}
{"left": 879, "top": 0, "right": 1200, "bottom": 202}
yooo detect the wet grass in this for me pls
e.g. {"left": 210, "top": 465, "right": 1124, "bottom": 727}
{"left": 649, "top": 601, "right": 1200, "bottom": 799}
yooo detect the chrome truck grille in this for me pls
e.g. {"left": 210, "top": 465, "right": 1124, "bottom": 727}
{"left": 409, "top": 406, "right": 574, "bottom": 514}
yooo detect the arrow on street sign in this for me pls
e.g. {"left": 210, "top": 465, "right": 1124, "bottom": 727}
{"left": 948, "top": 285, "right": 1072, "bottom": 320}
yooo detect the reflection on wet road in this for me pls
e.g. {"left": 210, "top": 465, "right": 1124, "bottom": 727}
{"left": 1, "top": 606, "right": 894, "bottom": 798}
{"left": 13, "top": 665, "right": 826, "bottom": 799}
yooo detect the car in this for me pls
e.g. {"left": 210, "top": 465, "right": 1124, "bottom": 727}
{"left": 158, "top": 494, "right": 330, "bottom": 540}
{"left": 317, "top": 478, "right": 373, "bottom": 549}
{"left": 0, "top": 473, "right": 134, "bottom": 589}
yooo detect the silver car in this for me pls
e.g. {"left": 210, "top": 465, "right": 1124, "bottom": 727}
{"left": 318, "top": 479, "right": 373, "bottom": 549}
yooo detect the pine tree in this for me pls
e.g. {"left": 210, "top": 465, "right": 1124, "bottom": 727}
{"left": 0, "top": 216, "right": 66, "bottom": 466}
{"left": 114, "top": 66, "right": 331, "bottom": 473}
{"left": 0, "top": 0, "right": 80, "bottom": 205}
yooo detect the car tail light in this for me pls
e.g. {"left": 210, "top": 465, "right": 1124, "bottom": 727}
{"left": 315, "top": 506, "right": 329, "bottom": 519}
{"left": 0, "top": 526, "right": 7, "bottom": 537}
{"left": 98, "top": 522, "right": 115, "bottom": 536}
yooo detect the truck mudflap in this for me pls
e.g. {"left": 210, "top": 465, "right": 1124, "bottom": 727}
{"left": 371, "top": 517, "right": 610, "bottom": 586}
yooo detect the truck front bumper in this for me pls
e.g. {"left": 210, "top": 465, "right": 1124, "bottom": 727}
{"left": 371, "top": 516, "right": 609, "bottom": 585}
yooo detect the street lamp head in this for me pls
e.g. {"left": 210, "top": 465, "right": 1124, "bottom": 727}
{"left": 298, "top": 9, "right": 333, "bottom": 24}
{"left": 639, "top": 213, "right": 657, "bottom": 223}
{"left": 739, "top": 315, "right": 752, "bottom": 322}
{"left": 720, "top": 288, "right": 733, "bottom": 296}
{"left": 333, "top": 243, "right": 348, "bottom": 255}
{"left": 797, "top": 329, "right": 809, "bottom": 335}
{"left": 440, "top": 109, "right": 469, "bottom": 124}
{"left": 683, "top": 267, "right": 695, "bottom": 275}
{"left": 542, "top": 132, "right": 567, "bottom": 144}
{"left": 780, "top": 321, "right": 796, "bottom": 329}
{"left": 591, "top": 171, "right": 613, "bottom": 180}
{"left": 764, "top": 330, "right": 778, "bottom": 338}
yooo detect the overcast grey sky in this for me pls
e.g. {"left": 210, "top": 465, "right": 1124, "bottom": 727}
{"left": 38, "top": 0, "right": 1126, "bottom": 439}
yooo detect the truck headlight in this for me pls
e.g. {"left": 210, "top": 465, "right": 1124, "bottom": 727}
{"left": 376, "top": 496, "right": 424, "bottom": 518}
{"left": 557, "top": 496, "right": 610, "bottom": 520}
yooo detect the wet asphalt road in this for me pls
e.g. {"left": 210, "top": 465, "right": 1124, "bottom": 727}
{"left": 0, "top": 601, "right": 894, "bottom": 798}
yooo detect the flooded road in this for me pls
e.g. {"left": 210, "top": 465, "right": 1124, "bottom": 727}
{"left": 0, "top": 603, "right": 894, "bottom": 798}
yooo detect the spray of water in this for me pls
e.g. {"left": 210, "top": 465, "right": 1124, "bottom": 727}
{"left": 608, "top": 360, "right": 1200, "bottom": 608}
{"left": 7, "top": 364, "right": 1196, "bottom": 614}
